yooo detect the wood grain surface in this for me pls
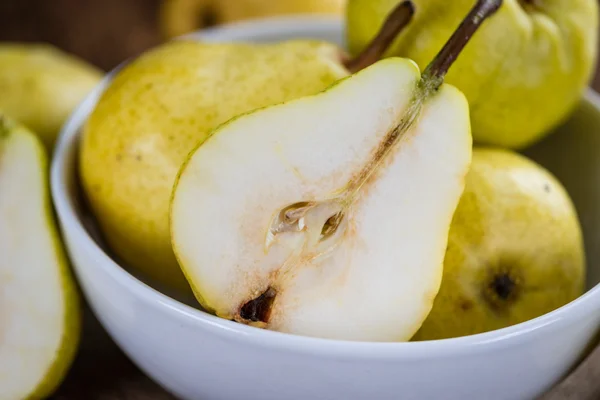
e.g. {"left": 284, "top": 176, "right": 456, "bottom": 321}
{"left": 1, "top": 2, "right": 600, "bottom": 399}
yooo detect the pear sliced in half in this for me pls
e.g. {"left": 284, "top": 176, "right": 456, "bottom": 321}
{"left": 171, "top": 0, "right": 501, "bottom": 341}
{"left": 0, "top": 117, "right": 81, "bottom": 399}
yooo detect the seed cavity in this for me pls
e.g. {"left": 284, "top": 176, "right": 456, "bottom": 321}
{"left": 269, "top": 202, "right": 314, "bottom": 236}
{"left": 282, "top": 202, "right": 314, "bottom": 225}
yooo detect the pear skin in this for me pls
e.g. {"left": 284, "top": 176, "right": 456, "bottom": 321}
{"left": 413, "top": 148, "right": 585, "bottom": 340}
{"left": 346, "top": 0, "right": 599, "bottom": 149}
{"left": 0, "top": 116, "right": 81, "bottom": 399}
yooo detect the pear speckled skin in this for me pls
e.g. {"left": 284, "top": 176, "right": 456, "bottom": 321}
{"left": 80, "top": 39, "right": 349, "bottom": 292}
{"left": 0, "top": 44, "right": 102, "bottom": 150}
{"left": 413, "top": 148, "right": 585, "bottom": 341}
{"left": 346, "top": 0, "right": 599, "bottom": 149}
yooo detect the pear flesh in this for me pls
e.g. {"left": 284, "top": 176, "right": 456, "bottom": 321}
{"left": 171, "top": 58, "right": 472, "bottom": 341}
{"left": 0, "top": 119, "right": 80, "bottom": 399}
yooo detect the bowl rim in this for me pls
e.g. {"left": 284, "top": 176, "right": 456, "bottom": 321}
{"left": 50, "top": 16, "right": 600, "bottom": 358}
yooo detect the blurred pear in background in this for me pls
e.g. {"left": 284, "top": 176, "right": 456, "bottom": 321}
{"left": 159, "top": 0, "right": 346, "bottom": 38}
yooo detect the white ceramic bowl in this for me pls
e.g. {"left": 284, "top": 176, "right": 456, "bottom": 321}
{"left": 51, "top": 18, "right": 600, "bottom": 400}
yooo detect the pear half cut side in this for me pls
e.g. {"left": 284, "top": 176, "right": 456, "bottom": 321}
{"left": 0, "top": 118, "right": 81, "bottom": 399}
{"left": 170, "top": 58, "right": 472, "bottom": 342}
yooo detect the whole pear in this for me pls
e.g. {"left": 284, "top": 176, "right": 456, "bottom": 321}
{"left": 80, "top": 40, "right": 354, "bottom": 292}
{"left": 79, "top": 3, "right": 415, "bottom": 293}
{"left": 0, "top": 43, "right": 103, "bottom": 150}
{"left": 346, "top": 0, "right": 599, "bottom": 149}
{"left": 413, "top": 148, "right": 585, "bottom": 340}
{"left": 160, "top": 0, "right": 346, "bottom": 38}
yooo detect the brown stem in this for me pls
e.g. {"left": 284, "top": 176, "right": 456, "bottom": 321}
{"left": 423, "top": 0, "right": 502, "bottom": 87}
{"left": 343, "top": 0, "right": 415, "bottom": 73}
{"left": 339, "top": 0, "right": 502, "bottom": 205}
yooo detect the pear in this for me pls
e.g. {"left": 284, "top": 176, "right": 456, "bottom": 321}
{"left": 160, "top": 0, "right": 347, "bottom": 39}
{"left": 346, "top": 0, "right": 599, "bottom": 149}
{"left": 170, "top": 1, "right": 501, "bottom": 341}
{"left": 413, "top": 148, "right": 585, "bottom": 341}
{"left": 80, "top": 2, "right": 415, "bottom": 293}
{"left": 0, "top": 43, "right": 103, "bottom": 150}
{"left": 0, "top": 116, "right": 81, "bottom": 398}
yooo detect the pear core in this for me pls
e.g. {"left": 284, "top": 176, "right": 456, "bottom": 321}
{"left": 239, "top": 76, "right": 435, "bottom": 326}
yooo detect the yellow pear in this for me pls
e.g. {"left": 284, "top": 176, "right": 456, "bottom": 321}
{"left": 160, "top": 0, "right": 346, "bottom": 39}
{"left": 79, "top": 3, "right": 416, "bottom": 293}
{"left": 0, "top": 115, "right": 81, "bottom": 398}
{"left": 0, "top": 43, "right": 103, "bottom": 150}
{"left": 413, "top": 148, "right": 586, "bottom": 340}
{"left": 346, "top": 0, "right": 599, "bottom": 149}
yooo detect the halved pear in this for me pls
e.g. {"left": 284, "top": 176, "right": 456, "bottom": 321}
{"left": 171, "top": 0, "right": 500, "bottom": 341}
{"left": 0, "top": 116, "right": 81, "bottom": 399}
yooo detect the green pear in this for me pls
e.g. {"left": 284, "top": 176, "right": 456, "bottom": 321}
{"left": 413, "top": 148, "right": 585, "bottom": 341}
{"left": 79, "top": 2, "right": 415, "bottom": 293}
{"left": 0, "top": 116, "right": 81, "bottom": 398}
{"left": 346, "top": 0, "right": 599, "bottom": 149}
{"left": 169, "top": 1, "right": 502, "bottom": 341}
{"left": 0, "top": 43, "right": 103, "bottom": 150}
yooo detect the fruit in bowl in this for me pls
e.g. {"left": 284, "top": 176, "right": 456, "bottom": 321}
{"left": 0, "top": 0, "right": 599, "bottom": 397}
{"left": 75, "top": 0, "right": 594, "bottom": 342}
{"left": 47, "top": 3, "right": 600, "bottom": 399}
{"left": 169, "top": 0, "right": 586, "bottom": 341}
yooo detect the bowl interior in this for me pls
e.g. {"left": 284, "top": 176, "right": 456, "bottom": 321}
{"left": 525, "top": 95, "right": 600, "bottom": 290}
{"left": 54, "top": 17, "right": 600, "bottom": 330}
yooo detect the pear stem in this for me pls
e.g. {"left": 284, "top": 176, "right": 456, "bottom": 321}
{"left": 340, "top": 0, "right": 502, "bottom": 205}
{"left": 422, "top": 0, "right": 503, "bottom": 88}
{"left": 266, "top": 0, "right": 503, "bottom": 259}
{"left": 343, "top": 0, "right": 416, "bottom": 73}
